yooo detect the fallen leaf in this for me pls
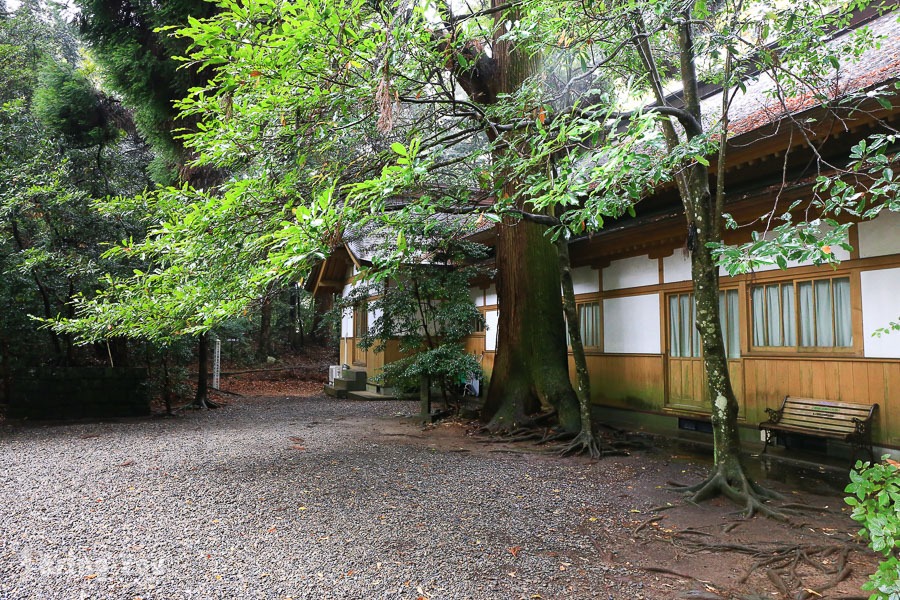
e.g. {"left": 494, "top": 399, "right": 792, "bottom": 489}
{"left": 84, "top": 574, "right": 98, "bottom": 580}
{"left": 508, "top": 546, "right": 520, "bottom": 557}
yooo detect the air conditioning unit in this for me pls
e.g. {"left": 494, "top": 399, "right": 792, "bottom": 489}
{"left": 328, "top": 365, "right": 342, "bottom": 385}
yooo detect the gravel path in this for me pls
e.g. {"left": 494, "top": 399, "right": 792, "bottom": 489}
{"left": 0, "top": 396, "right": 651, "bottom": 600}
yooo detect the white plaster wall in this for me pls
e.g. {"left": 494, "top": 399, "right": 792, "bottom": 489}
{"left": 603, "top": 255, "right": 658, "bottom": 291}
{"left": 485, "top": 284, "right": 498, "bottom": 306}
{"left": 861, "top": 267, "right": 900, "bottom": 358}
{"left": 859, "top": 211, "right": 900, "bottom": 258}
{"left": 663, "top": 250, "right": 692, "bottom": 283}
{"left": 603, "top": 294, "right": 661, "bottom": 354}
{"left": 469, "top": 287, "right": 485, "bottom": 307}
{"left": 484, "top": 309, "right": 499, "bottom": 351}
{"left": 340, "top": 307, "right": 353, "bottom": 338}
{"left": 568, "top": 265, "right": 600, "bottom": 295}
{"left": 664, "top": 248, "right": 741, "bottom": 279}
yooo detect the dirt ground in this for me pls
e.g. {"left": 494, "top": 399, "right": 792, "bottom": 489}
{"left": 203, "top": 363, "right": 882, "bottom": 600}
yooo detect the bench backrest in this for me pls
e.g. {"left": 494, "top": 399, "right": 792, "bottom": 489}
{"left": 780, "top": 396, "right": 876, "bottom": 436}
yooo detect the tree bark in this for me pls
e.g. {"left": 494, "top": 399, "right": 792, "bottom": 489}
{"left": 557, "top": 236, "right": 600, "bottom": 453}
{"left": 646, "top": 17, "right": 784, "bottom": 517}
{"left": 256, "top": 295, "right": 273, "bottom": 361}
{"left": 477, "top": 1, "right": 580, "bottom": 433}
{"left": 289, "top": 285, "right": 301, "bottom": 351}
{"left": 186, "top": 333, "right": 219, "bottom": 409}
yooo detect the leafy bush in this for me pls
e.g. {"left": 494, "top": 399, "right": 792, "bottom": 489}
{"left": 845, "top": 457, "right": 900, "bottom": 599}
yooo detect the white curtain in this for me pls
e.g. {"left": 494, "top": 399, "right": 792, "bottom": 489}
{"left": 669, "top": 296, "right": 681, "bottom": 357}
{"left": 781, "top": 284, "right": 796, "bottom": 346}
{"left": 798, "top": 281, "right": 815, "bottom": 346}
{"left": 752, "top": 286, "right": 766, "bottom": 346}
{"left": 815, "top": 279, "right": 834, "bottom": 346}
{"left": 726, "top": 290, "right": 741, "bottom": 358}
{"left": 680, "top": 295, "right": 692, "bottom": 357}
{"left": 834, "top": 277, "right": 852, "bottom": 346}
{"left": 691, "top": 295, "right": 700, "bottom": 357}
{"left": 579, "top": 302, "right": 601, "bottom": 347}
{"left": 766, "top": 285, "right": 782, "bottom": 346}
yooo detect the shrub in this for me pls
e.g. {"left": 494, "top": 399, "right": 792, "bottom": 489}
{"left": 845, "top": 457, "right": 900, "bottom": 599}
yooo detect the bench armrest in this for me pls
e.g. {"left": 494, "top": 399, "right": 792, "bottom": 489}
{"left": 852, "top": 416, "right": 872, "bottom": 436}
{"left": 764, "top": 407, "right": 783, "bottom": 424}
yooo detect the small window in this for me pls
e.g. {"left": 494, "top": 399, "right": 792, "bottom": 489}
{"left": 669, "top": 290, "right": 740, "bottom": 359}
{"left": 578, "top": 302, "right": 601, "bottom": 347}
{"left": 751, "top": 276, "right": 852, "bottom": 349}
{"left": 566, "top": 301, "right": 601, "bottom": 348}
{"left": 353, "top": 306, "right": 368, "bottom": 338}
{"left": 472, "top": 312, "right": 485, "bottom": 333}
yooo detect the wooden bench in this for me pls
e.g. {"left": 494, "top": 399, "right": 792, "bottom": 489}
{"left": 759, "top": 396, "right": 878, "bottom": 462}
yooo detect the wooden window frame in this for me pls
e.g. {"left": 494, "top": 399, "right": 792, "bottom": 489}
{"left": 748, "top": 272, "right": 862, "bottom": 357}
{"left": 576, "top": 300, "right": 602, "bottom": 349}
{"left": 665, "top": 287, "right": 741, "bottom": 360}
{"left": 353, "top": 305, "right": 368, "bottom": 339}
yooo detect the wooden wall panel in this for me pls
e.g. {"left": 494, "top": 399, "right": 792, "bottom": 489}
{"left": 575, "top": 354, "right": 666, "bottom": 412}
{"left": 665, "top": 358, "right": 744, "bottom": 417}
{"left": 742, "top": 357, "right": 900, "bottom": 445}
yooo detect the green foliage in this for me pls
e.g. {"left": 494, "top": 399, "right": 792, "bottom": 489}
{"left": 33, "top": 62, "right": 115, "bottom": 147}
{"left": 0, "top": 2, "right": 154, "bottom": 368}
{"left": 336, "top": 221, "right": 489, "bottom": 393}
{"left": 845, "top": 457, "right": 900, "bottom": 598}
{"left": 76, "top": 0, "right": 220, "bottom": 179}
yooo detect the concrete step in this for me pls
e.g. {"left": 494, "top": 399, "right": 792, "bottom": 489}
{"left": 340, "top": 368, "right": 367, "bottom": 383}
{"left": 332, "top": 377, "right": 366, "bottom": 392}
{"left": 347, "top": 390, "right": 397, "bottom": 401}
{"left": 323, "top": 384, "right": 347, "bottom": 399}
{"left": 366, "top": 382, "right": 396, "bottom": 395}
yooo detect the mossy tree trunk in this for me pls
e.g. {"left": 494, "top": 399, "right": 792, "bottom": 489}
{"left": 479, "top": 3, "right": 580, "bottom": 433}
{"left": 556, "top": 235, "right": 611, "bottom": 455}
{"left": 631, "top": 15, "right": 787, "bottom": 517}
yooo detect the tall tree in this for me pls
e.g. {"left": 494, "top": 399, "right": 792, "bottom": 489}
{"left": 78, "top": 0, "right": 222, "bottom": 407}
{"left": 476, "top": 2, "right": 580, "bottom": 433}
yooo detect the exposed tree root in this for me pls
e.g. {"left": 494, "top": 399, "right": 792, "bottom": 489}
{"left": 670, "top": 463, "right": 800, "bottom": 521}
{"left": 557, "top": 429, "right": 629, "bottom": 459}
{"left": 178, "top": 396, "right": 221, "bottom": 411}
{"left": 648, "top": 529, "right": 865, "bottom": 599}
{"left": 474, "top": 423, "right": 629, "bottom": 459}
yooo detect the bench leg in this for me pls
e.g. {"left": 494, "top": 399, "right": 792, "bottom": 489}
{"left": 761, "top": 429, "right": 772, "bottom": 454}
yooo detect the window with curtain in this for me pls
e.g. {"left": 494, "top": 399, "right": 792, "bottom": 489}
{"left": 669, "top": 290, "right": 740, "bottom": 359}
{"left": 750, "top": 276, "right": 852, "bottom": 349}
{"left": 566, "top": 301, "right": 602, "bottom": 347}
{"left": 578, "top": 302, "right": 601, "bottom": 347}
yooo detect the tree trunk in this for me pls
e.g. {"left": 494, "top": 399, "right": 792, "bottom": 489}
{"left": 480, "top": 2, "right": 580, "bottom": 433}
{"left": 186, "top": 333, "right": 218, "bottom": 409}
{"left": 556, "top": 236, "right": 604, "bottom": 455}
{"left": 289, "top": 286, "right": 301, "bottom": 351}
{"left": 256, "top": 296, "right": 273, "bottom": 361}
{"left": 663, "top": 18, "right": 785, "bottom": 517}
